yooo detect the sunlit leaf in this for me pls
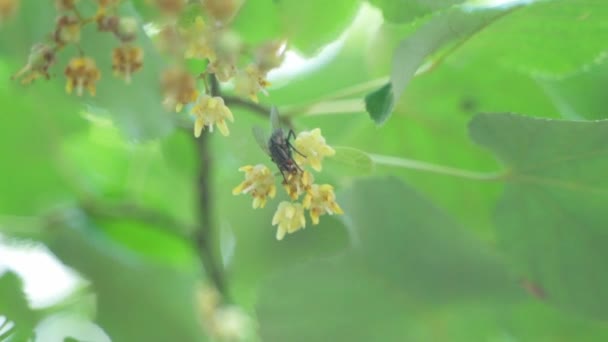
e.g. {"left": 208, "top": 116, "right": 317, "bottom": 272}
{"left": 365, "top": 5, "right": 520, "bottom": 123}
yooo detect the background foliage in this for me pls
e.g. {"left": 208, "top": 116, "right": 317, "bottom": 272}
{"left": 2, "top": 0, "right": 608, "bottom": 341}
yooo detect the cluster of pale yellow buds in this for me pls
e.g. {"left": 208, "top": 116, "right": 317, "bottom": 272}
{"left": 150, "top": 0, "right": 285, "bottom": 138}
{"left": 12, "top": 0, "right": 144, "bottom": 93}
{"left": 234, "top": 128, "right": 343, "bottom": 240}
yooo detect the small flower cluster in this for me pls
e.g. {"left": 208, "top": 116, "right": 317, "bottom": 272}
{"left": 152, "top": 0, "right": 286, "bottom": 138}
{"left": 233, "top": 128, "right": 343, "bottom": 240}
{"left": 12, "top": 0, "right": 144, "bottom": 96}
{"left": 196, "top": 285, "right": 252, "bottom": 341}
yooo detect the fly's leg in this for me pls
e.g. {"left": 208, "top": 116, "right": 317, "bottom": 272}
{"left": 287, "top": 129, "right": 306, "bottom": 158}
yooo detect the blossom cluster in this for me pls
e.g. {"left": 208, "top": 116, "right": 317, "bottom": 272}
{"left": 233, "top": 128, "right": 343, "bottom": 240}
{"left": 154, "top": 1, "right": 286, "bottom": 138}
{"left": 12, "top": 0, "right": 144, "bottom": 95}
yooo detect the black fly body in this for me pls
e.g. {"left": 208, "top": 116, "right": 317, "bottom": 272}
{"left": 253, "top": 107, "right": 305, "bottom": 182}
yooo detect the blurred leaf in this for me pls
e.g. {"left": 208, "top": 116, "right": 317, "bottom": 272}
{"left": 0, "top": 64, "right": 82, "bottom": 216}
{"left": 0, "top": 271, "right": 37, "bottom": 341}
{"left": 459, "top": 0, "right": 608, "bottom": 77}
{"left": 537, "top": 60, "right": 608, "bottom": 120}
{"left": 232, "top": 0, "right": 282, "bottom": 46}
{"left": 368, "top": 0, "right": 466, "bottom": 23}
{"left": 233, "top": 0, "right": 360, "bottom": 55}
{"left": 276, "top": 0, "right": 361, "bottom": 55}
{"left": 365, "top": 5, "right": 519, "bottom": 123}
{"left": 62, "top": 125, "right": 197, "bottom": 226}
{"left": 255, "top": 178, "right": 520, "bottom": 341}
{"left": 470, "top": 113, "right": 608, "bottom": 319}
{"left": 326, "top": 146, "right": 375, "bottom": 176}
{"left": 45, "top": 208, "right": 206, "bottom": 342}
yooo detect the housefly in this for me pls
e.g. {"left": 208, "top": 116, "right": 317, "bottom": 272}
{"left": 253, "top": 107, "right": 305, "bottom": 182}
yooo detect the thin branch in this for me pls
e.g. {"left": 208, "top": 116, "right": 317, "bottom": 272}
{"left": 369, "top": 153, "right": 507, "bottom": 182}
{"left": 223, "top": 95, "right": 293, "bottom": 128}
{"left": 193, "top": 74, "right": 229, "bottom": 298}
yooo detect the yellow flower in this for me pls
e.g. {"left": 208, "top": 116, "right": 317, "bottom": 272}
{"left": 302, "top": 184, "right": 343, "bottom": 225}
{"left": 282, "top": 170, "right": 313, "bottom": 200}
{"left": 234, "top": 64, "right": 269, "bottom": 103}
{"left": 294, "top": 128, "right": 335, "bottom": 172}
{"left": 160, "top": 67, "right": 199, "bottom": 112}
{"left": 191, "top": 94, "right": 234, "bottom": 137}
{"left": 64, "top": 57, "right": 101, "bottom": 96}
{"left": 112, "top": 45, "right": 144, "bottom": 83}
{"left": 232, "top": 164, "right": 276, "bottom": 209}
{"left": 184, "top": 17, "right": 216, "bottom": 61}
{"left": 272, "top": 201, "right": 306, "bottom": 240}
{"left": 12, "top": 43, "right": 56, "bottom": 84}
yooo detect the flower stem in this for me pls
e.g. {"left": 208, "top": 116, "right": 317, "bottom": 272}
{"left": 193, "top": 74, "right": 229, "bottom": 299}
{"left": 369, "top": 153, "right": 507, "bottom": 181}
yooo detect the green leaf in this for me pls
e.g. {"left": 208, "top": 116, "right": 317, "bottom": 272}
{"left": 0, "top": 271, "right": 38, "bottom": 341}
{"left": 460, "top": 0, "right": 608, "bottom": 77}
{"left": 44, "top": 208, "right": 206, "bottom": 342}
{"left": 0, "top": 64, "right": 83, "bottom": 216}
{"left": 470, "top": 113, "right": 608, "bottom": 319}
{"left": 365, "top": 5, "right": 519, "bottom": 124}
{"left": 255, "top": 178, "right": 520, "bottom": 341}
{"left": 233, "top": 0, "right": 361, "bottom": 55}
{"left": 276, "top": 0, "right": 361, "bottom": 54}
{"left": 536, "top": 60, "right": 608, "bottom": 120}
{"left": 364, "top": 82, "right": 393, "bottom": 124}
{"left": 368, "top": 0, "right": 466, "bottom": 23}
{"left": 326, "top": 146, "right": 375, "bottom": 176}
{"left": 231, "top": 0, "right": 282, "bottom": 46}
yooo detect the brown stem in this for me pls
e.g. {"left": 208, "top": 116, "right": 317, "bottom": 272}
{"left": 193, "top": 74, "right": 229, "bottom": 298}
{"left": 223, "top": 95, "right": 293, "bottom": 129}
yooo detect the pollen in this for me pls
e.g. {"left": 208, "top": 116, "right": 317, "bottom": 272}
{"left": 112, "top": 45, "right": 143, "bottom": 83}
{"left": 64, "top": 57, "right": 101, "bottom": 96}
{"left": 283, "top": 170, "right": 313, "bottom": 200}
{"left": 191, "top": 94, "right": 234, "bottom": 137}
{"left": 232, "top": 164, "right": 276, "bottom": 209}
{"left": 302, "top": 184, "right": 343, "bottom": 225}
{"left": 272, "top": 201, "right": 306, "bottom": 240}
{"left": 160, "top": 67, "right": 199, "bottom": 112}
{"left": 294, "top": 128, "right": 335, "bottom": 172}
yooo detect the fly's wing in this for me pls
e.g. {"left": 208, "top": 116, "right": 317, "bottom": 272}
{"left": 270, "top": 106, "right": 281, "bottom": 131}
{"left": 252, "top": 125, "right": 270, "bottom": 155}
